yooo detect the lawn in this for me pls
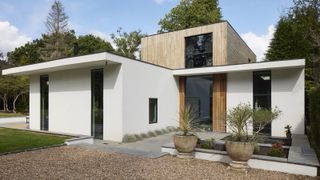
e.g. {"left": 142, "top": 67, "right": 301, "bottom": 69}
{"left": 0, "top": 128, "right": 70, "bottom": 153}
{"left": 0, "top": 112, "right": 25, "bottom": 118}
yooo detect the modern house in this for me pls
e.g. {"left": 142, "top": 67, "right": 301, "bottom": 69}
{"left": 2, "top": 21, "right": 305, "bottom": 142}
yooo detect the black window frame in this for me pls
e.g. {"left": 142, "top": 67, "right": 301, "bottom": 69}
{"left": 149, "top": 98, "right": 158, "bottom": 124}
{"left": 253, "top": 70, "right": 272, "bottom": 136}
{"left": 185, "top": 33, "right": 213, "bottom": 68}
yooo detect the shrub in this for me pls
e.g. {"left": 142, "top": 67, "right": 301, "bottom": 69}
{"left": 309, "top": 87, "right": 320, "bottom": 156}
{"left": 267, "top": 141, "right": 284, "bottom": 157}
{"left": 122, "top": 134, "right": 137, "bottom": 142}
{"left": 199, "top": 138, "right": 215, "bottom": 149}
{"left": 147, "top": 131, "right": 156, "bottom": 137}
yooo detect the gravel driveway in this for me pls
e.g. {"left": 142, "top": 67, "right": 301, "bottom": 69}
{"left": 0, "top": 146, "right": 317, "bottom": 180}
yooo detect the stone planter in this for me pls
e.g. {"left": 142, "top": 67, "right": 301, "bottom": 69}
{"left": 173, "top": 134, "right": 198, "bottom": 158}
{"left": 225, "top": 140, "right": 254, "bottom": 172}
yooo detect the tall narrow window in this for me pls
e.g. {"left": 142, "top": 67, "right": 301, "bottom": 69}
{"left": 40, "top": 75, "right": 49, "bottom": 131}
{"left": 185, "top": 33, "right": 213, "bottom": 68}
{"left": 91, "top": 69, "right": 103, "bottom": 139}
{"left": 253, "top": 71, "right": 271, "bottom": 135}
{"left": 149, "top": 98, "right": 158, "bottom": 124}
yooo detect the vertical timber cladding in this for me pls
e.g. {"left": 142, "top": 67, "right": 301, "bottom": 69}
{"left": 213, "top": 74, "right": 227, "bottom": 132}
{"left": 179, "top": 76, "right": 185, "bottom": 127}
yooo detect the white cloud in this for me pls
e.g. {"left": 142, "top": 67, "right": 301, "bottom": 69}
{"left": 89, "top": 30, "right": 115, "bottom": 48}
{"left": 153, "top": 0, "right": 173, "bottom": 5}
{"left": 0, "top": 21, "right": 31, "bottom": 56}
{"left": 241, "top": 25, "right": 275, "bottom": 62}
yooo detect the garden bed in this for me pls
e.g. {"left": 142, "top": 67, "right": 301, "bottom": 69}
{"left": 197, "top": 136, "right": 291, "bottom": 158}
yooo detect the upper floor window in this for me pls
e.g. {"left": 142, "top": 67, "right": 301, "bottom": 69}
{"left": 185, "top": 33, "right": 213, "bottom": 68}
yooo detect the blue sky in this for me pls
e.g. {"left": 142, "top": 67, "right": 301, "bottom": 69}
{"left": 0, "top": 0, "right": 293, "bottom": 60}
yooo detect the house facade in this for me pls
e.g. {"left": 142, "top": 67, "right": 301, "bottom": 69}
{"left": 2, "top": 21, "right": 305, "bottom": 142}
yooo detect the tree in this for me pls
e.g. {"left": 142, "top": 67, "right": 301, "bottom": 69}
{"left": 11, "top": 77, "right": 29, "bottom": 113}
{"left": 45, "top": 0, "right": 68, "bottom": 34}
{"left": 158, "top": 0, "right": 222, "bottom": 32}
{"left": 111, "top": 28, "right": 146, "bottom": 59}
{"left": 40, "top": 0, "right": 73, "bottom": 60}
{"left": 39, "top": 30, "right": 76, "bottom": 60}
{"left": 7, "top": 39, "right": 44, "bottom": 66}
{"left": 77, "top": 34, "right": 114, "bottom": 56}
{"left": 266, "top": 0, "right": 320, "bottom": 94}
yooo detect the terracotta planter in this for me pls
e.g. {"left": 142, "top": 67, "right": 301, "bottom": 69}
{"left": 225, "top": 140, "right": 254, "bottom": 162}
{"left": 173, "top": 134, "right": 198, "bottom": 153}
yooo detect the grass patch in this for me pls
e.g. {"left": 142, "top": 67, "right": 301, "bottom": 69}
{"left": 0, "top": 128, "right": 70, "bottom": 153}
{"left": 0, "top": 112, "right": 25, "bottom": 118}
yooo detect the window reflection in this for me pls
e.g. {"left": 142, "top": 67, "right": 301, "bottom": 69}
{"left": 185, "top": 33, "right": 213, "bottom": 68}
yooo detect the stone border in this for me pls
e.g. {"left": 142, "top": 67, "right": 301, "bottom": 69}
{"left": 0, "top": 144, "right": 66, "bottom": 156}
{"left": 162, "top": 145, "right": 318, "bottom": 177}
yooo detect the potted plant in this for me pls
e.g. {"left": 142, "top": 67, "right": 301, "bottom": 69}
{"left": 284, "top": 125, "right": 292, "bottom": 139}
{"left": 174, "top": 105, "right": 198, "bottom": 158}
{"left": 225, "top": 103, "right": 281, "bottom": 170}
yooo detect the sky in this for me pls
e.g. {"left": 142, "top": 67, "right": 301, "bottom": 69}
{"left": 0, "top": 0, "right": 294, "bottom": 61}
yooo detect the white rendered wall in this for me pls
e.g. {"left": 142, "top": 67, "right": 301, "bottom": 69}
{"left": 121, "top": 60, "right": 179, "bottom": 136}
{"left": 104, "top": 64, "right": 124, "bottom": 141}
{"left": 29, "top": 75, "right": 41, "bottom": 130}
{"left": 272, "top": 68, "right": 305, "bottom": 136}
{"left": 48, "top": 68, "right": 92, "bottom": 135}
{"left": 226, "top": 69, "right": 305, "bottom": 136}
{"left": 226, "top": 72, "right": 253, "bottom": 133}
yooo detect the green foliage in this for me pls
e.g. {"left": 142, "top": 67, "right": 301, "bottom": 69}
{"left": 158, "top": 0, "right": 222, "bottom": 32}
{"left": 178, "top": 105, "right": 197, "bottom": 136}
{"left": 77, "top": 34, "right": 114, "bottom": 55}
{"left": 309, "top": 87, "right": 320, "bottom": 156}
{"left": 111, "top": 28, "right": 146, "bottom": 59}
{"left": 198, "top": 138, "right": 215, "bottom": 149}
{"left": 39, "top": 30, "right": 77, "bottom": 61}
{"left": 226, "top": 103, "right": 281, "bottom": 142}
{"left": 266, "top": 0, "right": 320, "bottom": 94}
{"left": 7, "top": 39, "right": 44, "bottom": 66}
{"left": 267, "top": 142, "right": 285, "bottom": 157}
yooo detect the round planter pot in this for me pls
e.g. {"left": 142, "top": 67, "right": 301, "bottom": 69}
{"left": 225, "top": 140, "right": 254, "bottom": 162}
{"left": 173, "top": 134, "right": 198, "bottom": 153}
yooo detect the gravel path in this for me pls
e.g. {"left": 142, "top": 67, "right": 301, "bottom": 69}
{"left": 0, "top": 146, "right": 317, "bottom": 180}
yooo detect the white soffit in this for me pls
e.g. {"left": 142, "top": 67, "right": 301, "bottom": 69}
{"left": 172, "top": 59, "right": 305, "bottom": 76}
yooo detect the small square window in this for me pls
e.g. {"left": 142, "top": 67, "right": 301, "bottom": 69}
{"left": 149, "top": 98, "right": 158, "bottom": 124}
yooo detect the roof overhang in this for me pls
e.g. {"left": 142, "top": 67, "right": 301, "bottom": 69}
{"left": 2, "top": 53, "right": 120, "bottom": 76}
{"left": 172, "top": 59, "right": 305, "bottom": 76}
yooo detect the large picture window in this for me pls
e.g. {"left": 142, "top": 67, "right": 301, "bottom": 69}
{"left": 185, "top": 33, "right": 213, "bottom": 68}
{"left": 253, "top": 71, "right": 271, "bottom": 135}
{"left": 185, "top": 76, "right": 213, "bottom": 131}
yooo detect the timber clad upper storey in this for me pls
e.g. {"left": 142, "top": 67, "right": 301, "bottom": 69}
{"left": 141, "top": 21, "right": 256, "bottom": 69}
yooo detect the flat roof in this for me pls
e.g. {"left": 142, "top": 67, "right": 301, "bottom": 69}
{"left": 2, "top": 52, "right": 171, "bottom": 76}
{"left": 2, "top": 51, "right": 305, "bottom": 76}
{"left": 172, "top": 59, "right": 305, "bottom": 76}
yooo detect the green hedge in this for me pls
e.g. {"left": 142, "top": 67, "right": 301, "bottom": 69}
{"left": 309, "top": 87, "right": 320, "bottom": 156}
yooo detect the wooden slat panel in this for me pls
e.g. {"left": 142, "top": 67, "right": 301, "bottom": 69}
{"left": 213, "top": 74, "right": 227, "bottom": 132}
{"left": 179, "top": 76, "right": 185, "bottom": 127}
{"left": 141, "top": 22, "right": 228, "bottom": 69}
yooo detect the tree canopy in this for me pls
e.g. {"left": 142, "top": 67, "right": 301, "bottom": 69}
{"left": 266, "top": 0, "right": 320, "bottom": 93}
{"left": 158, "top": 0, "right": 222, "bottom": 32}
{"left": 111, "top": 28, "right": 146, "bottom": 59}
{"left": 77, "top": 34, "right": 114, "bottom": 56}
